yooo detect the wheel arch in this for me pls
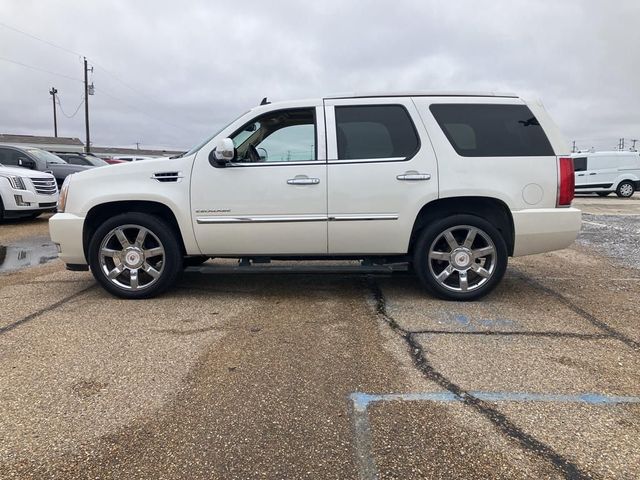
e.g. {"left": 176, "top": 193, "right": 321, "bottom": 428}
{"left": 83, "top": 200, "right": 187, "bottom": 260}
{"left": 409, "top": 196, "right": 515, "bottom": 256}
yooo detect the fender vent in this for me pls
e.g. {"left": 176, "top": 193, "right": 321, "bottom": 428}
{"left": 152, "top": 171, "right": 183, "bottom": 183}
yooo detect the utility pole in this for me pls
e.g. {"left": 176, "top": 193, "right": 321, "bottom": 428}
{"left": 135, "top": 142, "right": 140, "bottom": 150}
{"left": 49, "top": 87, "right": 58, "bottom": 137}
{"left": 571, "top": 140, "right": 576, "bottom": 153}
{"left": 618, "top": 138, "right": 625, "bottom": 151}
{"left": 83, "top": 57, "right": 94, "bottom": 153}
{"left": 631, "top": 139, "right": 637, "bottom": 151}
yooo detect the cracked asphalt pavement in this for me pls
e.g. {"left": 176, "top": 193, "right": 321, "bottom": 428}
{"left": 0, "top": 195, "right": 639, "bottom": 479}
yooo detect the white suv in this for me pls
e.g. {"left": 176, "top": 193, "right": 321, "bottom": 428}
{"left": 50, "top": 92, "right": 581, "bottom": 300}
{"left": 0, "top": 164, "right": 58, "bottom": 220}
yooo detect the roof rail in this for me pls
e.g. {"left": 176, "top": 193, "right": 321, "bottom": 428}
{"left": 324, "top": 91, "right": 518, "bottom": 99}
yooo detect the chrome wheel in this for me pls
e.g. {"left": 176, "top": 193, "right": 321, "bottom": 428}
{"left": 98, "top": 224, "right": 165, "bottom": 291}
{"left": 427, "top": 225, "right": 497, "bottom": 292}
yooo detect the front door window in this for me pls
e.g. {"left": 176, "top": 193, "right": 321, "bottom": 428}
{"left": 230, "top": 108, "right": 316, "bottom": 163}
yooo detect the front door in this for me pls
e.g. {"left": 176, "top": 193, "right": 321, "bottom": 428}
{"left": 324, "top": 98, "right": 439, "bottom": 254}
{"left": 191, "top": 105, "right": 328, "bottom": 255}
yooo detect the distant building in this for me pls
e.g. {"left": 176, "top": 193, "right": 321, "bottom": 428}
{"left": 0, "top": 133, "right": 184, "bottom": 158}
{"left": 0, "top": 134, "right": 84, "bottom": 153}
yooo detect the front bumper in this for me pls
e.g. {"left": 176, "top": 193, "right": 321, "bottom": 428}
{"left": 512, "top": 207, "right": 582, "bottom": 256}
{"left": 49, "top": 213, "right": 86, "bottom": 264}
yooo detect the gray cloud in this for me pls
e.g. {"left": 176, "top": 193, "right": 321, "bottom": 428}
{"left": 1, "top": 0, "right": 638, "bottom": 151}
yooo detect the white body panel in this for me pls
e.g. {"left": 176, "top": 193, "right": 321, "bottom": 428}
{"left": 49, "top": 92, "right": 581, "bottom": 267}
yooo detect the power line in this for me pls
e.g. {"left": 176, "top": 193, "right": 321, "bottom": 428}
{"left": 0, "top": 21, "right": 82, "bottom": 58}
{"left": 0, "top": 55, "right": 83, "bottom": 82}
{"left": 55, "top": 95, "right": 84, "bottom": 119}
{"left": 95, "top": 86, "right": 191, "bottom": 133}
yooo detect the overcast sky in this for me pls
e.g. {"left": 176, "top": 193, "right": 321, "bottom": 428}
{"left": 1, "top": 0, "right": 638, "bottom": 152}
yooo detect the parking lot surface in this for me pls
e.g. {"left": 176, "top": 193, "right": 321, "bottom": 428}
{"left": 0, "top": 196, "right": 639, "bottom": 479}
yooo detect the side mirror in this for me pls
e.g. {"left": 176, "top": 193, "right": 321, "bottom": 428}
{"left": 211, "top": 138, "right": 235, "bottom": 167}
{"left": 18, "top": 157, "right": 35, "bottom": 169}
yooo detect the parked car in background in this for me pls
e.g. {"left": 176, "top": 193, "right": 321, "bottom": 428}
{"left": 572, "top": 151, "right": 640, "bottom": 197}
{"left": 54, "top": 152, "right": 109, "bottom": 168}
{"left": 0, "top": 145, "right": 94, "bottom": 187}
{"left": 50, "top": 91, "right": 581, "bottom": 301}
{"left": 103, "top": 157, "right": 126, "bottom": 165}
{"left": 0, "top": 163, "right": 58, "bottom": 220}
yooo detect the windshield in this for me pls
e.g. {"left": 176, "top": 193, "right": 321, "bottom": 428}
{"left": 182, "top": 110, "right": 249, "bottom": 157}
{"left": 27, "top": 149, "right": 67, "bottom": 164}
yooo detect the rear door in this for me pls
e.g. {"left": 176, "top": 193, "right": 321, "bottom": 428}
{"left": 324, "top": 97, "right": 438, "bottom": 254}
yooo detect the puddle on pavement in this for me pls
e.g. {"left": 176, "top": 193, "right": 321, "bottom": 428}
{"left": 0, "top": 236, "right": 59, "bottom": 273}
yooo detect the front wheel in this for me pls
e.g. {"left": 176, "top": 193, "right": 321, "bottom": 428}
{"left": 88, "top": 212, "right": 182, "bottom": 299}
{"left": 616, "top": 181, "right": 635, "bottom": 198}
{"left": 413, "top": 215, "right": 508, "bottom": 301}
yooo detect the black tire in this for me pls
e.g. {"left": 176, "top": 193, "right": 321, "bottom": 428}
{"left": 616, "top": 180, "right": 635, "bottom": 198}
{"left": 413, "top": 214, "right": 508, "bottom": 301}
{"left": 29, "top": 212, "right": 43, "bottom": 219}
{"left": 596, "top": 192, "right": 611, "bottom": 197}
{"left": 88, "top": 212, "right": 182, "bottom": 299}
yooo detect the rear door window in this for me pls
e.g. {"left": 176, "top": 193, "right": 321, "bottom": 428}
{"left": 335, "top": 105, "right": 419, "bottom": 160}
{"left": 430, "top": 104, "right": 554, "bottom": 157}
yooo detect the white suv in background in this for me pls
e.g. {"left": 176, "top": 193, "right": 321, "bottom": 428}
{"left": 0, "top": 164, "right": 58, "bottom": 220}
{"left": 50, "top": 92, "right": 581, "bottom": 300}
{"left": 572, "top": 150, "right": 640, "bottom": 197}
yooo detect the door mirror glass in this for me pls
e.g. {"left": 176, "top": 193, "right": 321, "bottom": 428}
{"left": 212, "top": 138, "right": 235, "bottom": 166}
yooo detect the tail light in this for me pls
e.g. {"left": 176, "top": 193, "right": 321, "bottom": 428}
{"left": 557, "top": 157, "right": 574, "bottom": 207}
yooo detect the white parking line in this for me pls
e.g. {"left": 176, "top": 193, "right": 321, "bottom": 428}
{"left": 350, "top": 391, "right": 640, "bottom": 480}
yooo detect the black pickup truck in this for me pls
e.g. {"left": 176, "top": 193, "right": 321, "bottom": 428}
{"left": 0, "top": 145, "right": 96, "bottom": 186}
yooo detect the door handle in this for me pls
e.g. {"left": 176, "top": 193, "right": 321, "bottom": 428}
{"left": 588, "top": 172, "right": 597, "bottom": 175}
{"left": 577, "top": 173, "right": 585, "bottom": 176}
{"left": 397, "top": 171, "right": 431, "bottom": 181}
{"left": 287, "top": 176, "right": 320, "bottom": 185}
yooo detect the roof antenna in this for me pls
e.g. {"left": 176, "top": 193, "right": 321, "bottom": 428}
{"left": 260, "top": 97, "right": 270, "bottom": 105}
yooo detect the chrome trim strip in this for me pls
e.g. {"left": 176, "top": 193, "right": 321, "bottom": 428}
{"left": 196, "top": 213, "right": 399, "bottom": 224}
{"left": 227, "top": 161, "right": 321, "bottom": 167}
{"left": 197, "top": 215, "right": 328, "bottom": 224}
{"left": 328, "top": 157, "right": 405, "bottom": 164}
{"left": 329, "top": 214, "right": 399, "bottom": 221}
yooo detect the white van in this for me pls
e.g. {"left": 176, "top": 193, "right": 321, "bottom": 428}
{"left": 572, "top": 151, "right": 640, "bottom": 197}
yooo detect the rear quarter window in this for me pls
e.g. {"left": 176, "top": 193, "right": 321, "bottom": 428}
{"left": 430, "top": 104, "right": 554, "bottom": 157}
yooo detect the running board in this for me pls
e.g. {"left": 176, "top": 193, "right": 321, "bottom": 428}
{"left": 185, "top": 262, "right": 409, "bottom": 275}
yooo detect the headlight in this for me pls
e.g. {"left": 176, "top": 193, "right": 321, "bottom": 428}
{"left": 57, "top": 175, "right": 72, "bottom": 213}
{"left": 0, "top": 175, "right": 27, "bottom": 190}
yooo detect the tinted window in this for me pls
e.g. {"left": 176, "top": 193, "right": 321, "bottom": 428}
{"left": 0, "top": 148, "right": 14, "bottom": 165}
{"left": 65, "top": 155, "right": 89, "bottom": 166}
{"left": 573, "top": 157, "right": 587, "bottom": 172}
{"left": 335, "top": 105, "right": 419, "bottom": 160}
{"left": 430, "top": 104, "right": 554, "bottom": 157}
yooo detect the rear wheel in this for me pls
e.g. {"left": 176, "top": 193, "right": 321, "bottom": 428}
{"left": 616, "top": 181, "right": 635, "bottom": 198}
{"left": 413, "top": 215, "right": 508, "bottom": 301}
{"left": 88, "top": 212, "right": 182, "bottom": 299}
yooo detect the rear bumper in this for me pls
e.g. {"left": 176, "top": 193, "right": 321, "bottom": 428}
{"left": 49, "top": 213, "right": 86, "bottom": 264}
{"left": 512, "top": 207, "right": 582, "bottom": 256}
